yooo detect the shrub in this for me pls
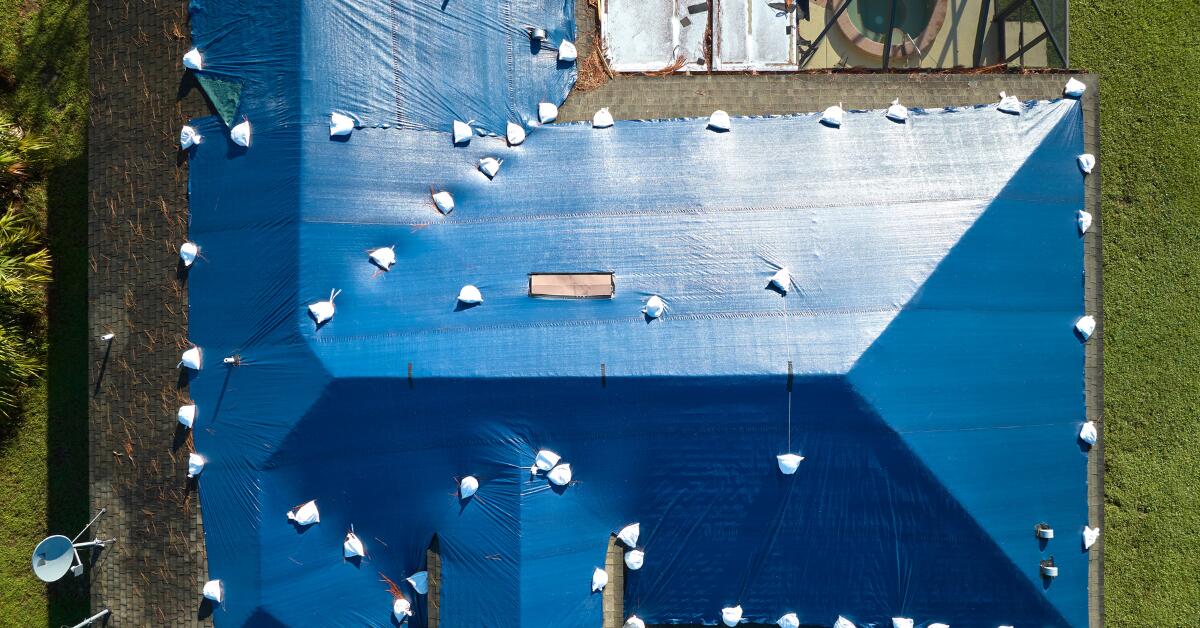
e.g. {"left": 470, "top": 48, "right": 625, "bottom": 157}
{"left": 0, "top": 120, "right": 50, "bottom": 420}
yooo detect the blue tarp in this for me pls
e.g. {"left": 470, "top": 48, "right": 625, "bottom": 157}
{"left": 184, "top": 1, "right": 1090, "bottom": 626}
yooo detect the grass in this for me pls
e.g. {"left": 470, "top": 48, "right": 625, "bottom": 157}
{"left": 1069, "top": 1, "right": 1200, "bottom": 625}
{"left": 0, "top": 384, "right": 51, "bottom": 625}
{"left": 0, "top": 0, "right": 88, "bottom": 625}
{"left": 0, "top": 0, "right": 1193, "bottom": 626}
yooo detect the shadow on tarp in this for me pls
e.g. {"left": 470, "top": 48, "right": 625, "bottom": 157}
{"left": 848, "top": 107, "right": 1087, "bottom": 627}
{"left": 227, "top": 374, "right": 1069, "bottom": 627}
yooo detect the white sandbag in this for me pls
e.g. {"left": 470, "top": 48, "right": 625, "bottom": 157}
{"left": 1078, "top": 153, "right": 1096, "bottom": 174}
{"left": 539, "top": 102, "right": 559, "bottom": 124}
{"left": 287, "top": 500, "right": 320, "bottom": 526}
{"left": 1079, "top": 420, "right": 1098, "bottom": 446}
{"left": 180, "top": 346, "right": 202, "bottom": 370}
{"left": 592, "top": 567, "right": 609, "bottom": 592}
{"left": 330, "top": 112, "right": 355, "bottom": 137}
{"left": 769, "top": 267, "right": 791, "bottom": 294}
{"left": 834, "top": 616, "right": 856, "bottom": 628}
{"left": 460, "top": 475, "right": 479, "bottom": 499}
{"left": 886, "top": 99, "right": 908, "bottom": 123}
{"left": 1077, "top": 210, "right": 1093, "bottom": 235}
{"left": 708, "top": 110, "right": 731, "bottom": 132}
{"left": 624, "top": 617, "right": 646, "bottom": 628}
{"left": 183, "top": 47, "right": 203, "bottom": 71}
{"left": 202, "top": 579, "right": 223, "bottom": 603}
{"left": 179, "top": 241, "right": 199, "bottom": 267}
{"left": 432, "top": 190, "right": 455, "bottom": 214}
{"left": 721, "top": 605, "right": 743, "bottom": 626}
{"left": 997, "top": 91, "right": 1021, "bottom": 114}
{"left": 180, "top": 125, "right": 203, "bottom": 149}
{"left": 593, "top": 108, "right": 614, "bottom": 129}
{"left": 453, "top": 120, "right": 472, "bottom": 145}
{"left": 407, "top": 571, "right": 429, "bottom": 594}
{"left": 777, "top": 614, "right": 800, "bottom": 628}
{"left": 177, "top": 404, "right": 197, "bottom": 428}
{"left": 891, "top": 619, "right": 914, "bottom": 628}
{"left": 534, "top": 449, "right": 561, "bottom": 472}
{"left": 1075, "top": 315, "right": 1096, "bottom": 341}
{"left": 559, "top": 40, "right": 577, "bottom": 62}
{"left": 187, "top": 452, "right": 206, "bottom": 478}
{"left": 1083, "top": 525, "right": 1100, "bottom": 550}
{"left": 308, "top": 289, "right": 340, "bottom": 325}
{"left": 643, "top": 295, "right": 665, "bottom": 319}
{"left": 478, "top": 157, "right": 502, "bottom": 179}
{"left": 343, "top": 531, "right": 366, "bottom": 558}
{"left": 507, "top": 122, "right": 526, "bottom": 146}
{"left": 369, "top": 246, "right": 396, "bottom": 270}
{"left": 458, "top": 285, "right": 483, "bottom": 304}
{"left": 776, "top": 453, "right": 804, "bottom": 475}
{"left": 393, "top": 597, "right": 413, "bottom": 620}
{"left": 547, "top": 463, "right": 572, "bottom": 486}
{"left": 1064, "top": 77, "right": 1087, "bottom": 99}
{"left": 820, "top": 105, "right": 844, "bottom": 128}
{"left": 230, "top": 119, "right": 252, "bottom": 147}
{"left": 624, "top": 549, "right": 644, "bottom": 570}
{"left": 617, "top": 523, "right": 640, "bottom": 547}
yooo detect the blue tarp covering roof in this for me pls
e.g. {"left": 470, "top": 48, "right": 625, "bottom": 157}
{"left": 183, "top": 1, "right": 1089, "bottom": 626}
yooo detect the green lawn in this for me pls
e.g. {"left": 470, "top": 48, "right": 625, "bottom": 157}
{"left": 0, "top": 0, "right": 88, "bottom": 626}
{"left": 1070, "top": 1, "right": 1200, "bottom": 625}
{"left": 0, "top": 0, "right": 1196, "bottom": 627}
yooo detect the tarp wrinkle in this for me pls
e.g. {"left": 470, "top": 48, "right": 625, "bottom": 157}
{"left": 185, "top": 0, "right": 1088, "bottom": 625}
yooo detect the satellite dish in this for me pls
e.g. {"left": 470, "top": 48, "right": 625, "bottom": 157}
{"left": 32, "top": 535, "right": 75, "bottom": 582}
{"left": 30, "top": 509, "right": 115, "bottom": 583}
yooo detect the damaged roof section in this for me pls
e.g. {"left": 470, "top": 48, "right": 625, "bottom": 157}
{"left": 600, "top": 0, "right": 709, "bottom": 72}
{"left": 601, "top": 0, "right": 797, "bottom": 71}
{"left": 600, "top": 0, "right": 1070, "bottom": 71}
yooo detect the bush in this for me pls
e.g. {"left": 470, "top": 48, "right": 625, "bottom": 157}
{"left": 0, "top": 119, "right": 47, "bottom": 197}
{"left": 0, "top": 120, "right": 50, "bottom": 421}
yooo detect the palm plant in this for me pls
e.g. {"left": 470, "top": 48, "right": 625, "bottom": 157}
{"left": 0, "top": 120, "right": 50, "bottom": 420}
{"left": 0, "top": 209, "right": 50, "bottom": 418}
{"left": 0, "top": 119, "right": 47, "bottom": 196}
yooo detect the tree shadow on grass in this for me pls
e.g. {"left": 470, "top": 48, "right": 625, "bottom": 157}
{"left": 3, "top": 0, "right": 87, "bottom": 155}
{"left": 45, "top": 154, "right": 90, "bottom": 627}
